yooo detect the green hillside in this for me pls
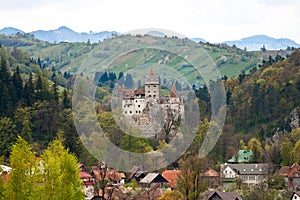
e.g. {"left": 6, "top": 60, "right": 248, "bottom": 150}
{"left": 1, "top": 33, "right": 265, "bottom": 84}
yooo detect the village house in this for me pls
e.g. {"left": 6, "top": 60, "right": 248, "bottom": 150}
{"left": 139, "top": 173, "right": 168, "bottom": 188}
{"left": 127, "top": 165, "right": 147, "bottom": 183}
{"left": 220, "top": 163, "right": 268, "bottom": 186}
{"left": 227, "top": 150, "right": 253, "bottom": 163}
{"left": 204, "top": 168, "right": 220, "bottom": 188}
{"left": 203, "top": 190, "right": 242, "bottom": 200}
{"left": 162, "top": 169, "right": 181, "bottom": 189}
{"left": 0, "top": 164, "right": 11, "bottom": 183}
{"left": 291, "top": 191, "right": 300, "bottom": 200}
{"left": 278, "top": 162, "right": 300, "bottom": 191}
{"left": 79, "top": 164, "right": 95, "bottom": 200}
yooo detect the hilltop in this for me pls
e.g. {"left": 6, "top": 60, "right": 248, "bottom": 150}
{"left": 0, "top": 33, "right": 266, "bottom": 85}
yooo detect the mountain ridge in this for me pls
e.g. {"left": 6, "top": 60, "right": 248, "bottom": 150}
{"left": 1, "top": 26, "right": 300, "bottom": 50}
{"left": 224, "top": 35, "right": 300, "bottom": 51}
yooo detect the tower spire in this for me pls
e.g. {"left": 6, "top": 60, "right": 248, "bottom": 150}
{"left": 149, "top": 69, "right": 154, "bottom": 75}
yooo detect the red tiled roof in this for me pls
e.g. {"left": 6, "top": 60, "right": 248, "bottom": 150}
{"left": 278, "top": 166, "right": 290, "bottom": 176}
{"left": 80, "top": 171, "right": 93, "bottom": 179}
{"left": 204, "top": 169, "right": 219, "bottom": 177}
{"left": 278, "top": 163, "right": 300, "bottom": 177}
{"left": 134, "top": 89, "right": 145, "bottom": 95}
{"left": 150, "top": 69, "right": 154, "bottom": 75}
{"left": 122, "top": 89, "right": 134, "bottom": 99}
{"left": 170, "top": 84, "right": 178, "bottom": 98}
{"left": 92, "top": 167, "right": 125, "bottom": 182}
{"left": 2, "top": 171, "right": 10, "bottom": 183}
{"left": 162, "top": 170, "right": 181, "bottom": 188}
{"left": 289, "top": 166, "right": 300, "bottom": 177}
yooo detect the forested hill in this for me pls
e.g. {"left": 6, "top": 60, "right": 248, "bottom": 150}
{"left": 0, "top": 35, "right": 299, "bottom": 171}
{"left": 0, "top": 45, "right": 95, "bottom": 165}
{"left": 193, "top": 50, "right": 300, "bottom": 167}
{"left": 224, "top": 49, "right": 300, "bottom": 136}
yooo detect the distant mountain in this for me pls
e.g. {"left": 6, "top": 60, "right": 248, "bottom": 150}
{"left": 146, "top": 31, "right": 166, "bottom": 38}
{"left": 225, "top": 35, "right": 300, "bottom": 51}
{"left": 0, "top": 27, "right": 24, "bottom": 35}
{"left": 30, "top": 26, "right": 118, "bottom": 43}
{"left": 191, "top": 38, "right": 206, "bottom": 43}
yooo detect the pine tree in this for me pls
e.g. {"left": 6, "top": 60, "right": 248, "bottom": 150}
{"left": 22, "top": 72, "right": 35, "bottom": 106}
{"left": 0, "top": 117, "right": 17, "bottom": 159}
{"left": 62, "top": 89, "right": 71, "bottom": 109}
{"left": 35, "top": 75, "right": 44, "bottom": 101}
{"left": 12, "top": 66, "right": 23, "bottom": 103}
{"left": 0, "top": 60, "right": 14, "bottom": 117}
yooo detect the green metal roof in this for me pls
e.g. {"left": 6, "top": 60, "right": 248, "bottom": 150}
{"left": 228, "top": 150, "right": 253, "bottom": 163}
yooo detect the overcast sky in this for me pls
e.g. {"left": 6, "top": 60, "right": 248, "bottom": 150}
{"left": 1, "top": 0, "right": 299, "bottom": 43}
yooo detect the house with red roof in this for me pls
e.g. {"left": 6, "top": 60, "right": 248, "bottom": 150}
{"left": 278, "top": 162, "right": 300, "bottom": 190}
{"left": 79, "top": 164, "right": 95, "bottom": 200}
{"left": 162, "top": 169, "right": 181, "bottom": 189}
{"left": 204, "top": 169, "right": 220, "bottom": 188}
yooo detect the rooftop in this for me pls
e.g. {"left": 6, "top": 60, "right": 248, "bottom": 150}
{"left": 228, "top": 150, "right": 253, "bottom": 163}
{"left": 140, "top": 173, "right": 168, "bottom": 184}
{"left": 222, "top": 163, "right": 268, "bottom": 175}
{"left": 203, "top": 191, "right": 242, "bottom": 200}
{"left": 162, "top": 170, "right": 181, "bottom": 188}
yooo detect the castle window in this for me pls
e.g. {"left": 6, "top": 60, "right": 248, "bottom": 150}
{"left": 136, "top": 111, "right": 138, "bottom": 113}
{"left": 136, "top": 100, "right": 137, "bottom": 102}
{"left": 149, "top": 95, "right": 151, "bottom": 97}
{"left": 153, "top": 95, "right": 156, "bottom": 98}
{"left": 138, "top": 105, "right": 140, "bottom": 107}
{"left": 148, "top": 85, "right": 150, "bottom": 88}
{"left": 139, "top": 111, "right": 141, "bottom": 113}
{"left": 154, "top": 85, "right": 157, "bottom": 87}
{"left": 125, "top": 111, "right": 127, "bottom": 114}
{"left": 130, "top": 111, "right": 132, "bottom": 114}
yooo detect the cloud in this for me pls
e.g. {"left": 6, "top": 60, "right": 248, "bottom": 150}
{"left": 0, "top": 0, "right": 53, "bottom": 10}
{"left": 0, "top": 0, "right": 300, "bottom": 43}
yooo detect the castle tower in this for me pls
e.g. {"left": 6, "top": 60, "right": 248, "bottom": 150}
{"left": 144, "top": 69, "right": 159, "bottom": 100}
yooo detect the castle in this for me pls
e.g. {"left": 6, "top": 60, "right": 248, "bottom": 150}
{"left": 118, "top": 70, "right": 184, "bottom": 136}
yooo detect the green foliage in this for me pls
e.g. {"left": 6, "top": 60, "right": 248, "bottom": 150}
{"left": 0, "top": 117, "right": 17, "bottom": 158}
{"left": 5, "top": 137, "right": 84, "bottom": 200}
{"left": 176, "top": 156, "right": 209, "bottom": 200}
{"left": 293, "top": 140, "right": 300, "bottom": 163}
{"left": 248, "top": 138, "right": 262, "bottom": 162}
{"left": 267, "top": 174, "right": 286, "bottom": 190}
{"left": 121, "top": 134, "right": 153, "bottom": 153}
{"left": 242, "top": 182, "right": 277, "bottom": 200}
{"left": 41, "top": 139, "right": 84, "bottom": 200}
{"left": 6, "top": 136, "right": 37, "bottom": 200}
{"left": 0, "top": 172, "right": 5, "bottom": 200}
{"left": 291, "top": 128, "right": 300, "bottom": 143}
{"left": 280, "top": 140, "right": 294, "bottom": 166}
{"left": 158, "top": 190, "right": 183, "bottom": 200}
